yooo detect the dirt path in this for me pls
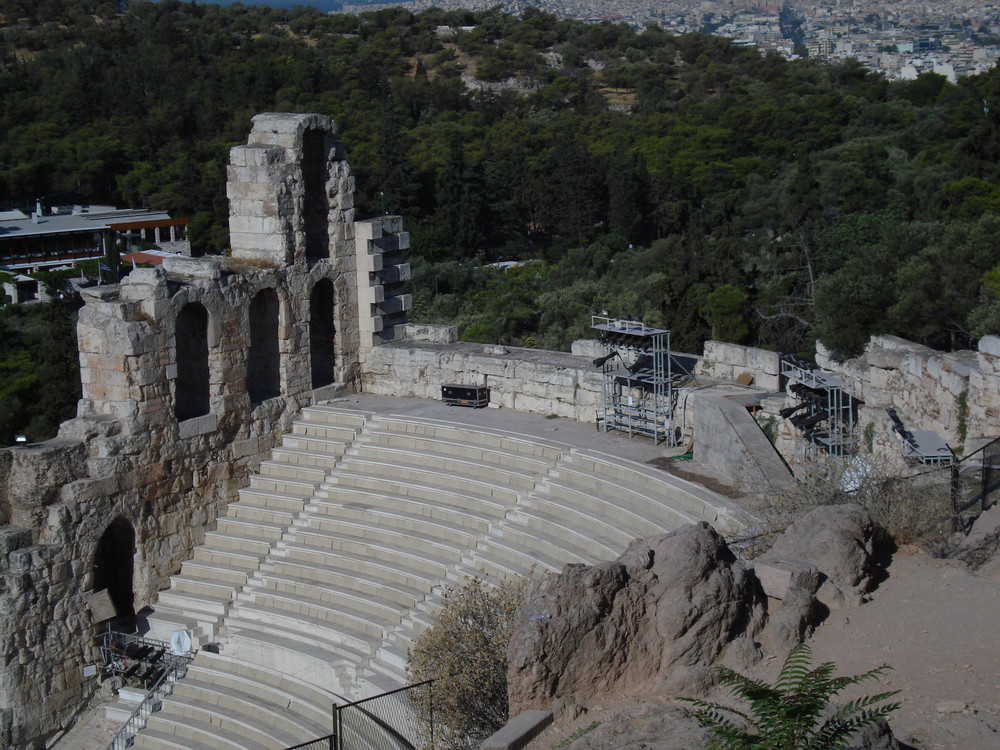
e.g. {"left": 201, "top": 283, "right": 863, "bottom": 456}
{"left": 799, "top": 551, "right": 1000, "bottom": 749}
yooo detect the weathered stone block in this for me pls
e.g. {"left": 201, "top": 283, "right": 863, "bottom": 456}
{"left": 980, "top": 335, "right": 1000, "bottom": 357}
{"left": 753, "top": 558, "right": 820, "bottom": 600}
{"left": 0, "top": 527, "right": 32, "bottom": 556}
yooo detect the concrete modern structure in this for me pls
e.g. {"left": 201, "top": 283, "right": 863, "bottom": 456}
{"left": 0, "top": 200, "right": 189, "bottom": 273}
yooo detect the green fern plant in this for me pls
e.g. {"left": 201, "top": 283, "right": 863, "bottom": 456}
{"left": 682, "top": 645, "right": 900, "bottom": 750}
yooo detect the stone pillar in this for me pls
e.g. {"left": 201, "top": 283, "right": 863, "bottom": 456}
{"left": 354, "top": 216, "right": 411, "bottom": 352}
{"left": 227, "top": 113, "right": 354, "bottom": 267}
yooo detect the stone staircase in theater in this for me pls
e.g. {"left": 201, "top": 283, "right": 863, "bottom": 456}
{"left": 131, "top": 404, "right": 731, "bottom": 750}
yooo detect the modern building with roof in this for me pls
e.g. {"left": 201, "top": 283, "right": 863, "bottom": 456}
{"left": 0, "top": 197, "right": 189, "bottom": 273}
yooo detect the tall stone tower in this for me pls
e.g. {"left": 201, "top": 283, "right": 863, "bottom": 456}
{"left": 227, "top": 112, "right": 411, "bottom": 351}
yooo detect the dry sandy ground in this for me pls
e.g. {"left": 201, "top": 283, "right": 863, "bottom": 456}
{"left": 788, "top": 550, "right": 1000, "bottom": 749}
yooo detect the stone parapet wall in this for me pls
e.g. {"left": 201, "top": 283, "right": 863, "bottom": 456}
{"left": 361, "top": 340, "right": 603, "bottom": 422}
{"left": 816, "top": 334, "right": 1000, "bottom": 445}
{"left": 696, "top": 341, "right": 781, "bottom": 391}
{"left": 402, "top": 323, "right": 457, "bottom": 344}
{"left": 697, "top": 336, "right": 1000, "bottom": 449}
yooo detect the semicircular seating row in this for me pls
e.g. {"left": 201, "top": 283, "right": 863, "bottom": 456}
{"left": 136, "top": 405, "right": 732, "bottom": 750}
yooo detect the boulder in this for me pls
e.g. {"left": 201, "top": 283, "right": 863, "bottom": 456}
{"left": 507, "top": 523, "right": 764, "bottom": 714}
{"left": 761, "top": 504, "right": 886, "bottom": 607}
{"left": 758, "top": 586, "right": 821, "bottom": 658}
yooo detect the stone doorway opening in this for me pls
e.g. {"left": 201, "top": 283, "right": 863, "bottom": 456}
{"left": 302, "top": 128, "right": 330, "bottom": 260}
{"left": 93, "top": 518, "right": 136, "bottom": 630}
{"left": 310, "top": 278, "right": 336, "bottom": 388}
{"left": 248, "top": 288, "right": 281, "bottom": 404}
{"left": 175, "top": 302, "right": 210, "bottom": 421}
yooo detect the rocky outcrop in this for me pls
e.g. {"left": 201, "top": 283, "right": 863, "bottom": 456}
{"left": 508, "top": 506, "right": 890, "bottom": 720}
{"left": 761, "top": 504, "right": 887, "bottom": 608}
{"left": 507, "top": 523, "right": 764, "bottom": 714}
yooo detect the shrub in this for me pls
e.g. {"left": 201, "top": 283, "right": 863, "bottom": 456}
{"left": 407, "top": 575, "right": 530, "bottom": 749}
{"left": 734, "top": 451, "right": 953, "bottom": 556}
{"left": 683, "top": 644, "right": 900, "bottom": 750}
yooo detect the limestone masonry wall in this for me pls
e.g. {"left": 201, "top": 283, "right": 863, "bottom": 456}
{"left": 698, "top": 335, "right": 1000, "bottom": 447}
{"left": 0, "top": 113, "right": 377, "bottom": 747}
{"left": 361, "top": 335, "right": 603, "bottom": 423}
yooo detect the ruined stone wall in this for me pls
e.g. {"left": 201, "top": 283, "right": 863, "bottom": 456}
{"left": 361, "top": 337, "right": 604, "bottom": 422}
{"left": 815, "top": 335, "right": 1000, "bottom": 446}
{"left": 696, "top": 341, "right": 781, "bottom": 391}
{"left": 0, "top": 113, "right": 385, "bottom": 747}
{"left": 697, "top": 335, "right": 1000, "bottom": 465}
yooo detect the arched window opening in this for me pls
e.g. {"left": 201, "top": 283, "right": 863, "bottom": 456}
{"left": 175, "top": 302, "right": 210, "bottom": 421}
{"left": 303, "top": 129, "right": 330, "bottom": 260}
{"left": 310, "top": 278, "right": 336, "bottom": 388}
{"left": 93, "top": 518, "right": 136, "bottom": 629}
{"left": 247, "top": 288, "right": 281, "bottom": 404}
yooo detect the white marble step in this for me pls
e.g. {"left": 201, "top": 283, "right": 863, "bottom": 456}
{"left": 291, "top": 418, "right": 358, "bottom": 441}
{"left": 265, "top": 558, "right": 426, "bottom": 609}
{"left": 366, "top": 429, "right": 554, "bottom": 473}
{"left": 568, "top": 450, "right": 725, "bottom": 520}
{"left": 247, "top": 474, "right": 317, "bottom": 497}
{"left": 351, "top": 444, "right": 538, "bottom": 489}
{"left": 171, "top": 678, "right": 329, "bottom": 741}
{"left": 144, "top": 711, "right": 269, "bottom": 750}
{"left": 270, "top": 446, "right": 341, "bottom": 469}
{"left": 302, "top": 516, "right": 468, "bottom": 563}
{"left": 277, "top": 543, "right": 440, "bottom": 595}
{"left": 250, "top": 571, "right": 406, "bottom": 623}
{"left": 336, "top": 457, "right": 521, "bottom": 504}
{"left": 286, "top": 528, "right": 458, "bottom": 579}
{"left": 553, "top": 464, "right": 700, "bottom": 526}
{"left": 281, "top": 433, "right": 350, "bottom": 455}
{"left": 540, "top": 481, "right": 670, "bottom": 539}
{"left": 375, "top": 415, "right": 565, "bottom": 460}
{"left": 308, "top": 499, "right": 483, "bottom": 548}
{"left": 317, "top": 481, "right": 501, "bottom": 525}
{"left": 233, "top": 488, "right": 307, "bottom": 513}
{"left": 511, "top": 506, "right": 627, "bottom": 560}
{"left": 160, "top": 694, "right": 302, "bottom": 749}
{"left": 302, "top": 405, "right": 372, "bottom": 428}
{"left": 226, "top": 600, "right": 380, "bottom": 657}
{"left": 133, "top": 727, "right": 217, "bottom": 750}
{"left": 258, "top": 460, "right": 328, "bottom": 484}
{"left": 327, "top": 470, "right": 510, "bottom": 518}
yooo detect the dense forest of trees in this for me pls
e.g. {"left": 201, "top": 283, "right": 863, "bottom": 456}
{"left": 2, "top": 0, "right": 1000, "bottom": 442}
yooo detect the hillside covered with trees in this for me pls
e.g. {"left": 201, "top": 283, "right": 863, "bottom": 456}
{"left": 2, "top": 0, "right": 1000, "bottom": 391}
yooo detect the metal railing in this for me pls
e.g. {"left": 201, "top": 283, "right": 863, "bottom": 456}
{"left": 101, "top": 631, "right": 194, "bottom": 750}
{"left": 952, "top": 435, "right": 1000, "bottom": 532}
{"left": 287, "top": 679, "right": 436, "bottom": 750}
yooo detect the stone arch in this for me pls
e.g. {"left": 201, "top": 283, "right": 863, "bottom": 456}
{"left": 247, "top": 288, "right": 281, "bottom": 404}
{"left": 92, "top": 517, "right": 136, "bottom": 628}
{"left": 310, "top": 278, "right": 336, "bottom": 388}
{"left": 175, "top": 302, "right": 211, "bottom": 421}
{"left": 303, "top": 128, "right": 330, "bottom": 260}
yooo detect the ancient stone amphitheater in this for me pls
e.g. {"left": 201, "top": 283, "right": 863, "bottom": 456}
{"left": 135, "top": 399, "right": 732, "bottom": 749}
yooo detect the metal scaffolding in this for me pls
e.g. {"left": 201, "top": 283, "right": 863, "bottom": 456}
{"left": 780, "top": 354, "right": 854, "bottom": 458}
{"left": 591, "top": 315, "right": 681, "bottom": 445}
